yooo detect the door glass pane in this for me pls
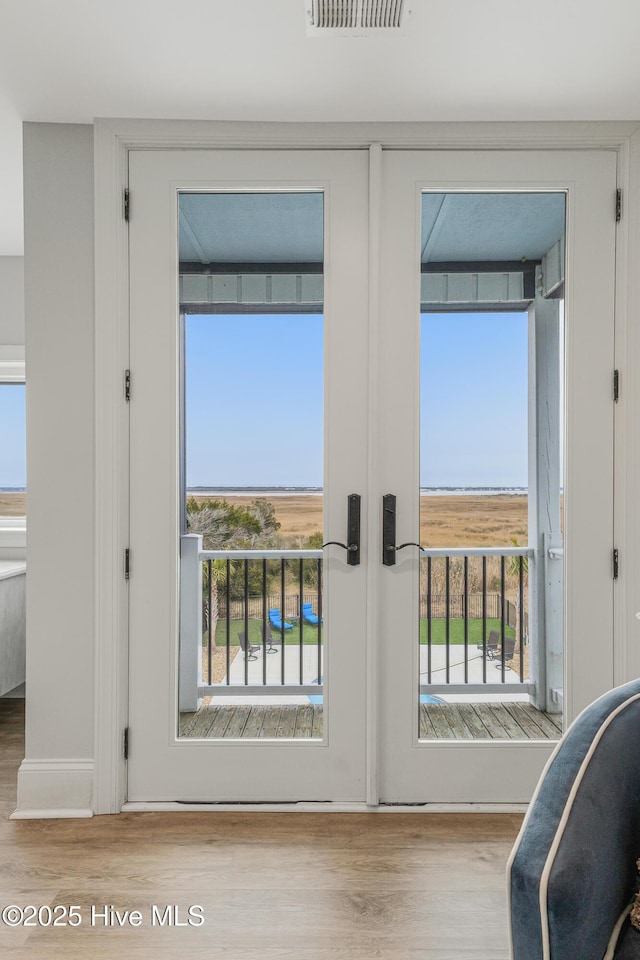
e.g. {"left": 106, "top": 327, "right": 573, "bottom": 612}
{"left": 0, "top": 384, "right": 26, "bottom": 517}
{"left": 178, "top": 192, "right": 325, "bottom": 740}
{"left": 419, "top": 192, "right": 565, "bottom": 741}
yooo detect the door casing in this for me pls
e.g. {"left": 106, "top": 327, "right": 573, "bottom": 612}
{"left": 93, "top": 119, "right": 637, "bottom": 814}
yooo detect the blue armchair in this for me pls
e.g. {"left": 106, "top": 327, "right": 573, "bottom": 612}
{"left": 508, "top": 678, "right": 640, "bottom": 959}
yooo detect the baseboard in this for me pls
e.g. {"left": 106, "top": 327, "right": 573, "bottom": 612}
{"left": 122, "top": 801, "right": 528, "bottom": 813}
{"left": 12, "top": 759, "right": 95, "bottom": 819}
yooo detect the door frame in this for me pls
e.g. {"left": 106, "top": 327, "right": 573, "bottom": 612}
{"left": 94, "top": 118, "right": 640, "bottom": 815}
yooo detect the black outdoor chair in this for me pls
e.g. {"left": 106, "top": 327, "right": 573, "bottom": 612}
{"left": 237, "top": 631, "right": 260, "bottom": 660}
{"left": 238, "top": 625, "right": 280, "bottom": 659}
{"left": 261, "top": 623, "right": 280, "bottom": 653}
{"left": 495, "top": 635, "right": 516, "bottom": 670}
{"left": 478, "top": 629, "right": 500, "bottom": 658}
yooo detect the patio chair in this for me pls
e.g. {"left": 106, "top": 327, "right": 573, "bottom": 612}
{"left": 260, "top": 622, "right": 280, "bottom": 653}
{"left": 268, "top": 608, "right": 293, "bottom": 631}
{"left": 302, "top": 602, "right": 322, "bottom": 626}
{"left": 495, "top": 635, "right": 516, "bottom": 670}
{"left": 237, "top": 631, "right": 260, "bottom": 660}
{"left": 478, "top": 629, "right": 500, "bottom": 658}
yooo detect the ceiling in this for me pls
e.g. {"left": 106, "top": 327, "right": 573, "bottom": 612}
{"left": 2, "top": 0, "right": 640, "bottom": 255}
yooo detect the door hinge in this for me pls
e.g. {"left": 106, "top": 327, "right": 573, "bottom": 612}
{"left": 124, "top": 188, "right": 130, "bottom": 222}
{"left": 124, "top": 727, "right": 129, "bottom": 760}
{"left": 125, "top": 548, "right": 130, "bottom": 580}
{"left": 613, "top": 548, "right": 619, "bottom": 580}
{"left": 125, "top": 369, "right": 131, "bottom": 402}
{"left": 614, "top": 369, "right": 620, "bottom": 402}
{"left": 616, "top": 188, "right": 622, "bottom": 223}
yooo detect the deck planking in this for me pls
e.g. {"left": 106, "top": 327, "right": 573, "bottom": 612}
{"left": 180, "top": 700, "right": 562, "bottom": 740}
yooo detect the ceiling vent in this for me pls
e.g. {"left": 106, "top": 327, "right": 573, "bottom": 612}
{"left": 304, "top": 0, "right": 411, "bottom": 37}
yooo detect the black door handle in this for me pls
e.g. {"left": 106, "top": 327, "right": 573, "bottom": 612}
{"left": 382, "top": 494, "right": 396, "bottom": 565}
{"left": 322, "top": 493, "right": 361, "bottom": 566}
{"left": 382, "top": 494, "right": 423, "bottom": 565}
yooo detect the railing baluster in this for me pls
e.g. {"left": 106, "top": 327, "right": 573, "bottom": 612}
{"left": 244, "top": 559, "right": 249, "bottom": 686}
{"left": 482, "top": 556, "right": 487, "bottom": 684}
{"left": 225, "top": 558, "right": 231, "bottom": 685}
{"left": 500, "top": 555, "right": 506, "bottom": 683}
{"left": 463, "top": 556, "right": 468, "bottom": 683}
{"left": 427, "top": 556, "right": 432, "bottom": 683}
{"left": 207, "top": 558, "right": 212, "bottom": 685}
{"left": 281, "top": 558, "right": 286, "bottom": 686}
{"left": 445, "top": 556, "right": 450, "bottom": 684}
{"left": 299, "top": 558, "right": 304, "bottom": 685}
{"left": 519, "top": 555, "right": 524, "bottom": 683}
{"left": 317, "top": 558, "right": 323, "bottom": 685}
{"left": 262, "top": 558, "right": 267, "bottom": 685}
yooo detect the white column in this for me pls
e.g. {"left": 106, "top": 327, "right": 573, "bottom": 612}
{"left": 528, "top": 271, "right": 562, "bottom": 713}
{"left": 179, "top": 534, "right": 203, "bottom": 712}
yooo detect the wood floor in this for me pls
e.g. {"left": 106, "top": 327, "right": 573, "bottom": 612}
{"left": 0, "top": 697, "right": 523, "bottom": 959}
{"left": 179, "top": 700, "right": 561, "bottom": 740}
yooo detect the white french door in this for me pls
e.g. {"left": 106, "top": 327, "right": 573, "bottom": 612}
{"left": 376, "top": 150, "right": 616, "bottom": 802}
{"left": 128, "top": 150, "right": 370, "bottom": 801}
{"left": 127, "top": 146, "right": 616, "bottom": 805}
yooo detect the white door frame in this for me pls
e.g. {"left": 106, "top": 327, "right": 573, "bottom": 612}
{"left": 94, "top": 118, "right": 640, "bottom": 815}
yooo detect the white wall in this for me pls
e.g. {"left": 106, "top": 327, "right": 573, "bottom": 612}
{"left": 0, "top": 256, "right": 24, "bottom": 345}
{"left": 16, "top": 123, "right": 95, "bottom": 816}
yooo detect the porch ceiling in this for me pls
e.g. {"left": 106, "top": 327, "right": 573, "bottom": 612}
{"left": 179, "top": 190, "right": 566, "bottom": 270}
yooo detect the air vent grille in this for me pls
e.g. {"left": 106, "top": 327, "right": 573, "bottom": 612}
{"left": 305, "top": 0, "right": 409, "bottom": 35}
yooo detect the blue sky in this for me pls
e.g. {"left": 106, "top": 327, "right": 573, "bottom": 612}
{"left": 186, "top": 313, "right": 324, "bottom": 487}
{"left": 0, "top": 384, "right": 26, "bottom": 487}
{"left": 421, "top": 312, "right": 528, "bottom": 486}
{"left": 185, "top": 311, "right": 528, "bottom": 489}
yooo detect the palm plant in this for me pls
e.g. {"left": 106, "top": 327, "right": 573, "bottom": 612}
{"left": 186, "top": 497, "right": 280, "bottom": 650}
{"left": 507, "top": 537, "right": 529, "bottom": 655}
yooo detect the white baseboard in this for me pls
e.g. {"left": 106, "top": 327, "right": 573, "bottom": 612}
{"left": 122, "top": 801, "right": 528, "bottom": 814}
{"left": 12, "top": 759, "right": 95, "bottom": 819}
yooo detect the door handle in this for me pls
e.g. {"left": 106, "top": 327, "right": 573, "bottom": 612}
{"left": 382, "top": 494, "right": 396, "bottom": 565}
{"left": 382, "top": 494, "right": 424, "bottom": 565}
{"left": 323, "top": 493, "right": 361, "bottom": 566}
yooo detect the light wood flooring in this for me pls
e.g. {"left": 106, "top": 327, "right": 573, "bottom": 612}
{"left": 0, "top": 697, "right": 523, "bottom": 959}
{"left": 179, "top": 700, "right": 561, "bottom": 740}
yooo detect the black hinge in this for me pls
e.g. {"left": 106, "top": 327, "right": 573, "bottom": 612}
{"left": 614, "top": 369, "right": 619, "bottom": 402}
{"left": 616, "top": 188, "right": 622, "bottom": 223}
{"left": 125, "top": 369, "right": 131, "bottom": 402}
{"left": 613, "top": 548, "right": 619, "bottom": 580}
{"left": 124, "top": 727, "right": 129, "bottom": 760}
{"left": 125, "top": 548, "right": 130, "bottom": 580}
{"left": 124, "top": 188, "right": 130, "bottom": 222}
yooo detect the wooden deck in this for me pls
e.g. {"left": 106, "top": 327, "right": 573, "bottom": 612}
{"left": 180, "top": 701, "right": 562, "bottom": 740}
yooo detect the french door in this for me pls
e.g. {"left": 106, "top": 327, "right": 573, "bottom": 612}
{"left": 127, "top": 146, "right": 616, "bottom": 804}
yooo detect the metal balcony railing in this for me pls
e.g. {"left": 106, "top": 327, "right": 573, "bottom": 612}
{"left": 179, "top": 536, "right": 537, "bottom": 710}
{"left": 417, "top": 547, "right": 534, "bottom": 697}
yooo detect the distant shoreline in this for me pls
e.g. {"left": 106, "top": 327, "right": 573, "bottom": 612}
{"left": 186, "top": 487, "right": 529, "bottom": 498}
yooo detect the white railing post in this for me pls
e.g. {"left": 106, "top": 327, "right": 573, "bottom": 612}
{"left": 179, "top": 534, "right": 203, "bottom": 712}
{"left": 544, "top": 532, "right": 564, "bottom": 709}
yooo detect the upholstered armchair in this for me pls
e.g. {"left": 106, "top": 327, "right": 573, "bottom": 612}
{"left": 508, "top": 679, "right": 640, "bottom": 959}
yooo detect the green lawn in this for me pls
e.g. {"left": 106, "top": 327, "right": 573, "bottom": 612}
{"left": 209, "top": 616, "right": 515, "bottom": 647}
{"left": 211, "top": 618, "right": 322, "bottom": 647}
{"left": 420, "top": 618, "right": 515, "bottom": 645}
